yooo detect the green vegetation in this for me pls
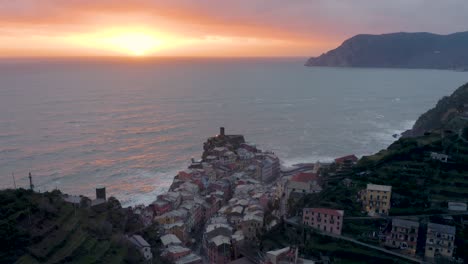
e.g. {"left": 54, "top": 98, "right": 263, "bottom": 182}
{"left": 356, "top": 131, "right": 468, "bottom": 212}
{"left": 279, "top": 120, "right": 468, "bottom": 261}
{"left": 403, "top": 82, "right": 468, "bottom": 137}
{"left": 262, "top": 225, "right": 411, "bottom": 263}
{"left": 0, "top": 189, "right": 143, "bottom": 263}
{"left": 289, "top": 182, "right": 364, "bottom": 217}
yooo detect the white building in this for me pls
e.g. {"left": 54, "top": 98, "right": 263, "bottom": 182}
{"left": 430, "top": 152, "right": 449, "bottom": 163}
{"left": 161, "top": 234, "right": 182, "bottom": 248}
{"left": 129, "top": 235, "right": 153, "bottom": 261}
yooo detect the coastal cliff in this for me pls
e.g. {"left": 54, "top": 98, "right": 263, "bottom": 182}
{"left": 306, "top": 31, "right": 468, "bottom": 70}
{"left": 402, "top": 82, "right": 468, "bottom": 137}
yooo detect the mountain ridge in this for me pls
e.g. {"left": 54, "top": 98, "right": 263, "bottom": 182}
{"left": 306, "top": 31, "right": 468, "bottom": 70}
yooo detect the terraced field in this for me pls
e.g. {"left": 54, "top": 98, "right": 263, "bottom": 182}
{"left": 0, "top": 189, "right": 140, "bottom": 264}
{"left": 356, "top": 130, "right": 468, "bottom": 214}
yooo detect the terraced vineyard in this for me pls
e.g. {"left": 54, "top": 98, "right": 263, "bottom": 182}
{"left": 0, "top": 189, "right": 141, "bottom": 264}
{"left": 357, "top": 129, "right": 468, "bottom": 215}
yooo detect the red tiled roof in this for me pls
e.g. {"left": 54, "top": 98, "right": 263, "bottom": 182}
{"left": 291, "top": 172, "right": 318, "bottom": 183}
{"left": 304, "top": 207, "right": 344, "bottom": 217}
{"left": 334, "top": 155, "right": 358, "bottom": 164}
{"left": 178, "top": 171, "right": 192, "bottom": 179}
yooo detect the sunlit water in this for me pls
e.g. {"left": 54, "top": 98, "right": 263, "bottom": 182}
{"left": 0, "top": 58, "right": 466, "bottom": 206}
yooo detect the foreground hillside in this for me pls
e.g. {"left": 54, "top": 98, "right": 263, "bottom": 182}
{"left": 357, "top": 129, "right": 468, "bottom": 214}
{"left": 0, "top": 189, "right": 143, "bottom": 264}
{"left": 281, "top": 128, "right": 468, "bottom": 262}
{"left": 306, "top": 31, "right": 468, "bottom": 70}
{"left": 275, "top": 82, "right": 468, "bottom": 262}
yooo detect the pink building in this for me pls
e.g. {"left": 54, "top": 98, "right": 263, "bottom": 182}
{"left": 334, "top": 155, "right": 358, "bottom": 165}
{"left": 303, "top": 208, "right": 344, "bottom": 235}
{"left": 178, "top": 170, "right": 193, "bottom": 181}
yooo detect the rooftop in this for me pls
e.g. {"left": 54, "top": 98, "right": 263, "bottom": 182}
{"left": 129, "top": 235, "right": 151, "bottom": 248}
{"left": 166, "top": 245, "right": 191, "bottom": 254}
{"left": 160, "top": 234, "right": 182, "bottom": 246}
{"left": 243, "top": 213, "right": 263, "bottom": 222}
{"left": 304, "top": 208, "right": 344, "bottom": 217}
{"left": 267, "top": 247, "right": 290, "bottom": 256}
{"left": 291, "top": 172, "right": 318, "bottom": 183}
{"left": 210, "top": 235, "right": 231, "bottom": 246}
{"left": 428, "top": 222, "right": 456, "bottom": 235}
{"left": 206, "top": 223, "right": 233, "bottom": 234}
{"left": 367, "top": 183, "right": 392, "bottom": 192}
{"left": 175, "top": 253, "right": 203, "bottom": 264}
{"left": 63, "top": 195, "right": 81, "bottom": 204}
{"left": 334, "top": 154, "right": 358, "bottom": 164}
{"left": 392, "top": 218, "right": 419, "bottom": 229}
{"left": 163, "top": 221, "right": 185, "bottom": 230}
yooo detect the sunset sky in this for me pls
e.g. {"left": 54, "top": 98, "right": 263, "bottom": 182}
{"left": 1, "top": 0, "right": 468, "bottom": 57}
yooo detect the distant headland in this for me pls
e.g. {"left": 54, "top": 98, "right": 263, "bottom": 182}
{"left": 305, "top": 31, "right": 468, "bottom": 71}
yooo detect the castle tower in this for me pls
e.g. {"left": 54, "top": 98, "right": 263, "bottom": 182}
{"left": 96, "top": 187, "right": 106, "bottom": 200}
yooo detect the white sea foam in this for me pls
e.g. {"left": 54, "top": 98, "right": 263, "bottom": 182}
{"left": 118, "top": 167, "right": 185, "bottom": 207}
{"left": 280, "top": 155, "right": 336, "bottom": 169}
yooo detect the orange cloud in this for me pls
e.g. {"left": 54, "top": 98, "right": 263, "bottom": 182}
{"left": 8, "top": 0, "right": 468, "bottom": 56}
{"left": 0, "top": 1, "right": 365, "bottom": 57}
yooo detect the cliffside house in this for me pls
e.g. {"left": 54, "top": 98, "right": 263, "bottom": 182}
{"left": 302, "top": 208, "right": 344, "bottom": 235}
{"left": 163, "top": 245, "right": 191, "bottom": 262}
{"left": 161, "top": 234, "right": 183, "bottom": 248}
{"left": 285, "top": 172, "right": 322, "bottom": 200}
{"left": 430, "top": 152, "right": 449, "bottom": 163}
{"left": 207, "top": 235, "right": 232, "bottom": 264}
{"left": 361, "top": 183, "right": 392, "bottom": 216}
{"left": 425, "top": 223, "right": 456, "bottom": 259}
{"left": 448, "top": 202, "right": 467, "bottom": 211}
{"left": 241, "top": 213, "right": 264, "bottom": 241}
{"left": 384, "top": 219, "right": 419, "bottom": 255}
{"left": 128, "top": 235, "right": 153, "bottom": 262}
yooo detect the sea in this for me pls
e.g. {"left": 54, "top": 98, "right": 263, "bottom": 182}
{"left": 0, "top": 57, "right": 467, "bottom": 206}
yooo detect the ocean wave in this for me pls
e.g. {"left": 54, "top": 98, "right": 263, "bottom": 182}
{"left": 115, "top": 167, "right": 185, "bottom": 207}
{"left": 280, "top": 155, "right": 336, "bottom": 168}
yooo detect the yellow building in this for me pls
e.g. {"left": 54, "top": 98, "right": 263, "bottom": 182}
{"left": 361, "top": 183, "right": 392, "bottom": 216}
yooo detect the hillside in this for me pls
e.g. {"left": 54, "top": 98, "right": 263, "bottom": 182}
{"left": 305, "top": 31, "right": 468, "bottom": 70}
{"left": 0, "top": 189, "right": 144, "bottom": 264}
{"left": 357, "top": 129, "right": 468, "bottom": 213}
{"left": 403, "top": 82, "right": 468, "bottom": 137}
